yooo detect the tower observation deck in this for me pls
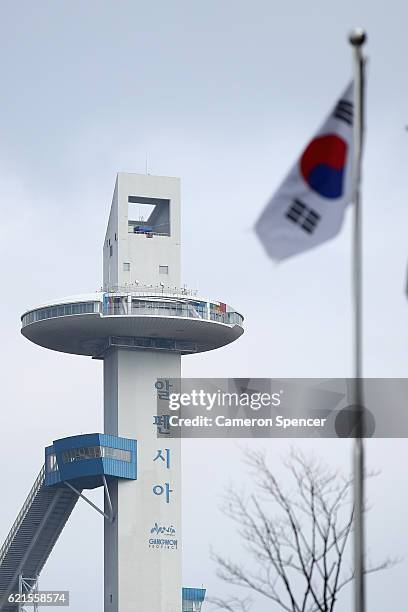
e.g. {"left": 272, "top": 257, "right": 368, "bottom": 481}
{"left": 1, "top": 173, "right": 244, "bottom": 612}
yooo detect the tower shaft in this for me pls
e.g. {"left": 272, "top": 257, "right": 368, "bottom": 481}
{"left": 102, "top": 174, "right": 182, "bottom": 611}
{"left": 104, "top": 349, "right": 181, "bottom": 612}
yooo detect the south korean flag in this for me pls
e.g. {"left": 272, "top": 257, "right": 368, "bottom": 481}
{"left": 255, "top": 83, "right": 354, "bottom": 261}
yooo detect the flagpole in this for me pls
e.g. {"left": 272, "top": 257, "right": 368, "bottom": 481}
{"left": 349, "top": 27, "right": 366, "bottom": 612}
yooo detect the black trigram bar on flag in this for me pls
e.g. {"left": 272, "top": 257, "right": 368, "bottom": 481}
{"left": 285, "top": 199, "right": 321, "bottom": 234}
{"left": 333, "top": 99, "right": 353, "bottom": 125}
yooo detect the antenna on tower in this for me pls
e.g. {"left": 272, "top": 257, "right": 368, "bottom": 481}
{"left": 145, "top": 152, "right": 149, "bottom": 175}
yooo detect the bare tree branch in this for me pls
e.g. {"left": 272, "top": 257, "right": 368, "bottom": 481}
{"left": 212, "top": 448, "right": 397, "bottom": 612}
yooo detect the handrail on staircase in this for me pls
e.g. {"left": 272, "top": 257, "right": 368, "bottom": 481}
{"left": 0, "top": 467, "right": 45, "bottom": 564}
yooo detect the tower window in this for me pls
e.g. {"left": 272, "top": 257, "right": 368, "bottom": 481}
{"left": 123, "top": 262, "right": 130, "bottom": 271}
{"left": 128, "top": 196, "right": 170, "bottom": 236}
{"left": 109, "top": 245, "right": 113, "bottom": 257}
{"left": 159, "top": 265, "right": 169, "bottom": 275}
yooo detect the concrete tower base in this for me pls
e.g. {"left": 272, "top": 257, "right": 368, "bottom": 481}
{"left": 104, "top": 349, "right": 181, "bottom": 612}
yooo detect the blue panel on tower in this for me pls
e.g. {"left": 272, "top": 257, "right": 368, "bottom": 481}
{"left": 182, "top": 587, "right": 206, "bottom": 611}
{"left": 45, "top": 433, "right": 137, "bottom": 489}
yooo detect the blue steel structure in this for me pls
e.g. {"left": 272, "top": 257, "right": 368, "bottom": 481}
{"left": 0, "top": 434, "right": 206, "bottom": 611}
{"left": 182, "top": 588, "right": 206, "bottom": 611}
{"left": 45, "top": 434, "right": 137, "bottom": 489}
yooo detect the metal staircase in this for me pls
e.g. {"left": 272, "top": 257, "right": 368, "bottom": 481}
{"left": 0, "top": 462, "right": 206, "bottom": 611}
{"left": 0, "top": 467, "right": 81, "bottom": 611}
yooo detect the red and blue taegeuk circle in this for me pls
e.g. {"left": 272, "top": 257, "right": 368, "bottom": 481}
{"left": 300, "top": 134, "right": 348, "bottom": 199}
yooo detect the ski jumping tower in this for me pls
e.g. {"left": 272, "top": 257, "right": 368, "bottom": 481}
{"left": 13, "top": 173, "right": 244, "bottom": 612}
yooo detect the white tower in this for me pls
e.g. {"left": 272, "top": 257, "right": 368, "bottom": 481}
{"left": 103, "top": 174, "right": 183, "bottom": 612}
{"left": 21, "top": 173, "right": 244, "bottom": 612}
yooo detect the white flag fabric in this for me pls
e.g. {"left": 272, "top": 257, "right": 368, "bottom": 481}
{"left": 255, "top": 83, "right": 354, "bottom": 260}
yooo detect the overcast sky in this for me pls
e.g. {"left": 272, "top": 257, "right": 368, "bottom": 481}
{"left": 0, "top": 2, "right": 407, "bottom": 611}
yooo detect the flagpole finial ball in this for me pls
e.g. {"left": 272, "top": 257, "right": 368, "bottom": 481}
{"left": 349, "top": 28, "right": 367, "bottom": 46}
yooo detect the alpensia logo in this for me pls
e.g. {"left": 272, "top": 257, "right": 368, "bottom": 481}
{"left": 300, "top": 133, "right": 348, "bottom": 199}
{"left": 150, "top": 522, "right": 176, "bottom": 536}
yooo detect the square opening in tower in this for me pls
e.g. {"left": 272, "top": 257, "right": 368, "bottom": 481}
{"left": 128, "top": 196, "right": 170, "bottom": 236}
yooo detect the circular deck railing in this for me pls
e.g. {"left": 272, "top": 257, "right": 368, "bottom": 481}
{"left": 21, "top": 295, "right": 244, "bottom": 328}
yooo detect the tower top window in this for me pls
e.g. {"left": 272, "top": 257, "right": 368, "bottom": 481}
{"left": 128, "top": 196, "right": 170, "bottom": 237}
